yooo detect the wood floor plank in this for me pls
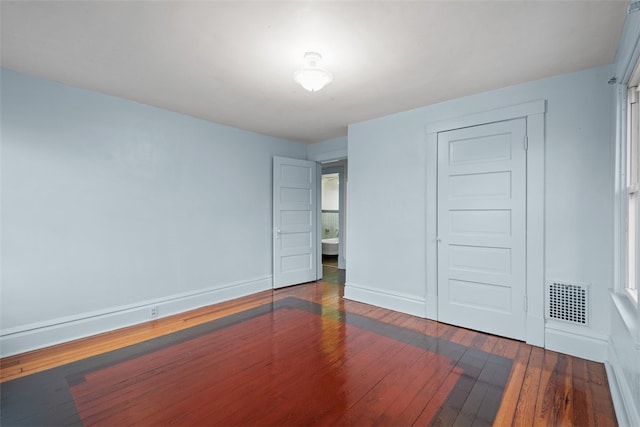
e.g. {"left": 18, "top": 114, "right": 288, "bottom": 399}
{"left": 587, "top": 360, "right": 618, "bottom": 427}
{"left": 411, "top": 365, "right": 464, "bottom": 426}
{"left": 511, "top": 345, "right": 545, "bottom": 426}
{"left": 373, "top": 350, "right": 457, "bottom": 425}
{"left": 559, "top": 353, "right": 574, "bottom": 425}
{"left": 492, "top": 341, "right": 531, "bottom": 426}
{"left": 534, "top": 349, "right": 560, "bottom": 425}
{"left": 571, "top": 356, "right": 594, "bottom": 427}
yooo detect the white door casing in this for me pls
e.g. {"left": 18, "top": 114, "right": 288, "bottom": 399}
{"left": 273, "top": 157, "right": 318, "bottom": 288}
{"left": 321, "top": 164, "right": 347, "bottom": 270}
{"left": 437, "top": 118, "right": 527, "bottom": 340}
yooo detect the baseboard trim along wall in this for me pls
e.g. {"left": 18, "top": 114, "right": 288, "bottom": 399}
{"left": 606, "top": 293, "right": 640, "bottom": 427}
{"left": 544, "top": 322, "right": 609, "bottom": 362}
{"left": 0, "top": 276, "right": 272, "bottom": 357}
{"left": 344, "top": 282, "right": 427, "bottom": 318}
{"left": 606, "top": 342, "right": 639, "bottom": 427}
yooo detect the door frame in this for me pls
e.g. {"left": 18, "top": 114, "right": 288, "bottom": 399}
{"left": 425, "top": 100, "right": 546, "bottom": 347}
{"left": 321, "top": 164, "right": 347, "bottom": 270}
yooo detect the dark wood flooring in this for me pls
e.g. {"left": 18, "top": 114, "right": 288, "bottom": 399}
{"left": 0, "top": 279, "right": 617, "bottom": 426}
{"left": 322, "top": 255, "right": 344, "bottom": 285}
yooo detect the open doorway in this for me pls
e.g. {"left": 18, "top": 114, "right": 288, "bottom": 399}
{"left": 321, "top": 161, "right": 346, "bottom": 285}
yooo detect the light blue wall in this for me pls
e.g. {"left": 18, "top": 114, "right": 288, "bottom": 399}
{"left": 347, "top": 64, "right": 614, "bottom": 356}
{"left": 307, "top": 136, "right": 347, "bottom": 163}
{"left": 0, "top": 69, "right": 306, "bottom": 351}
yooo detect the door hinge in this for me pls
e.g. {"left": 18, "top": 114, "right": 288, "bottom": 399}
{"left": 523, "top": 136, "right": 528, "bottom": 151}
{"left": 523, "top": 295, "right": 528, "bottom": 312}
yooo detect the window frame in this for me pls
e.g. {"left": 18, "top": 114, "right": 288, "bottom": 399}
{"left": 625, "top": 66, "right": 640, "bottom": 305}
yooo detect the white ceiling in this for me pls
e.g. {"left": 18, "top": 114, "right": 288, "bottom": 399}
{"left": 0, "top": 1, "right": 629, "bottom": 143}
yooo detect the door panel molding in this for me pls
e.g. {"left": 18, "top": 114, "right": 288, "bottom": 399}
{"left": 425, "top": 100, "right": 546, "bottom": 347}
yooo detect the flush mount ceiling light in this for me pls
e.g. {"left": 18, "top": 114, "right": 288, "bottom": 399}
{"left": 294, "top": 52, "right": 333, "bottom": 92}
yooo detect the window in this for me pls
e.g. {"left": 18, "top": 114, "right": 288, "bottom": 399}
{"left": 626, "top": 75, "right": 640, "bottom": 303}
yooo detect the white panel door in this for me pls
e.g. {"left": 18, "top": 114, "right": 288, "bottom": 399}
{"left": 437, "top": 118, "right": 526, "bottom": 340}
{"left": 273, "top": 157, "right": 318, "bottom": 288}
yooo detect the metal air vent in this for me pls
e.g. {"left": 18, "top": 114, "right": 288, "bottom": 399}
{"left": 546, "top": 281, "right": 589, "bottom": 326}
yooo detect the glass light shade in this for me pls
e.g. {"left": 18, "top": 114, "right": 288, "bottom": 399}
{"left": 294, "top": 52, "right": 333, "bottom": 92}
{"left": 294, "top": 68, "right": 333, "bottom": 92}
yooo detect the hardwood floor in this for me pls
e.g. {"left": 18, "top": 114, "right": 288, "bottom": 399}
{"left": 1, "top": 280, "right": 617, "bottom": 426}
{"left": 322, "top": 255, "right": 344, "bottom": 285}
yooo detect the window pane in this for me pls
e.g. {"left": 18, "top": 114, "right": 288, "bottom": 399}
{"left": 628, "top": 87, "right": 639, "bottom": 186}
{"left": 627, "top": 86, "right": 640, "bottom": 303}
{"left": 632, "top": 90, "right": 639, "bottom": 185}
{"left": 628, "top": 192, "right": 637, "bottom": 293}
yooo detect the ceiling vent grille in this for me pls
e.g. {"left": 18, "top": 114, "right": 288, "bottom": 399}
{"left": 546, "top": 281, "right": 589, "bottom": 326}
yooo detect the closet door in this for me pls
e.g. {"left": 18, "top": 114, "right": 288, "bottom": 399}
{"left": 437, "top": 118, "right": 527, "bottom": 340}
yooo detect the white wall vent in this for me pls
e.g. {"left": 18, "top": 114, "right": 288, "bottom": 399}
{"left": 546, "top": 281, "right": 589, "bottom": 326}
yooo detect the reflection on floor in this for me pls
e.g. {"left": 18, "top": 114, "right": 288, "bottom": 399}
{"left": 322, "top": 255, "right": 345, "bottom": 285}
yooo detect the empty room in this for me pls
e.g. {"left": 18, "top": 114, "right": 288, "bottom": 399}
{"left": 1, "top": 1, "right": 640, "bottom": 425}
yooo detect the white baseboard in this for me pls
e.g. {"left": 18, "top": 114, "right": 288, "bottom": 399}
{"left": 0, "top": 276, "right": 272, "bottom": 357}
{"left": 544, "top": 322, "right": 608, "bottom": 362}
{"left": 606, "top": 339, "right": 640, "bottom": 427}
{"left": 344, "top": 282, "right": 426, "bottom": 318}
